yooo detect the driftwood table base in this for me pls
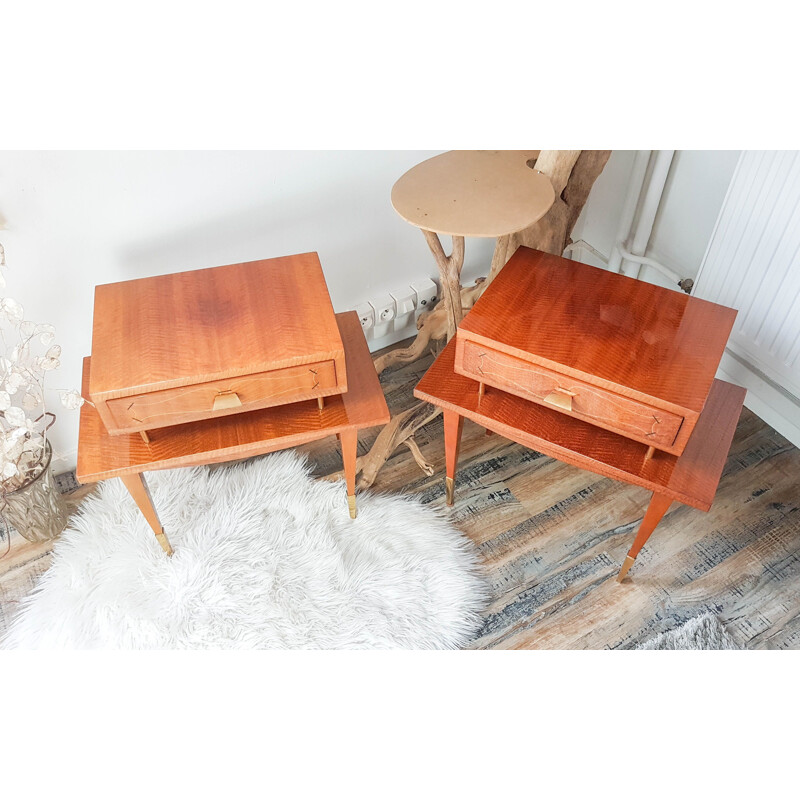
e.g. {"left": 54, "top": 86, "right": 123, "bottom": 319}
{"left": 415, "top": 338, "right": 746, "bottom": 581}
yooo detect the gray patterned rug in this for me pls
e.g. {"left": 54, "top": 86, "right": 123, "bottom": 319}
{"left": 636, "top": 612, "right": 741, "bottom": 650}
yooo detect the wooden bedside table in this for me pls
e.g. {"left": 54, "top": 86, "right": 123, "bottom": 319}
{"left": 89, "top": 252, "right": 347, "bottom": 441}
{"left": 78, "top": 313, "right": 389, "bottom": 556}
{"left": 415, "top": 338, "right": 746, "bottom": 582}
{"left": 455, "top": 247, "right": 738, "bottom": 457}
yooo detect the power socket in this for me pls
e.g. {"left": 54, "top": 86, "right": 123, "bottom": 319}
{"left": 389, "top": 287, "right": 416, "bottom": 330}
{"left": 355, "top": 302, "right": 375, "bottom": 338}
{"left": 410, "top": 278, "right": 438, "bottom": 312}
{"left": 370, "top": 294, "right": 396, "bottom": 338}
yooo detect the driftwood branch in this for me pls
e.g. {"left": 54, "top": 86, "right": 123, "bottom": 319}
{"left": 373, "top": 278, "right": 486, "bottom": 375}
{"left": 356, "top": 401, "right": 442, "bottom": 490}
{"left": 421, "top": 231, "right": 465, "bottom": 341}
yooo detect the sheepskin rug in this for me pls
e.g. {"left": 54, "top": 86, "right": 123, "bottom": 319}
{"left": 4, "top": 451, "right": 489, "bottom": 649}
{"left": 635, "top": 612, "right": 742, "bottom": 650}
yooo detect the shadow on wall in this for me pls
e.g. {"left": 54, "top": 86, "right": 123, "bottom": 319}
{"left": 114, "top": 192, "right": 496, "bottom": 314}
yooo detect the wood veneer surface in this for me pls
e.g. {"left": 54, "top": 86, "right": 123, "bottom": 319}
{"left": 90, "top": 252, "right": 346, "bottom": 399}
{"left": 391, "top": 151, "right": 556, "bottom": 237}
{"left": 415, "top": 338, "right": 746, "bottom": 511}
{"left": 457, "top": 247, "right": 738, "bottom": 413}
{"left": 77, "top": 312, "right": 388, "bottom": 482}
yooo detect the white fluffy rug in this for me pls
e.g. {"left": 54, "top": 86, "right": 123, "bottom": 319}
{"left": 635, "top": 612, "right": 742, "bottom": 650}
{"left": 4, "top": 452, "right": 488, "bottom": 649}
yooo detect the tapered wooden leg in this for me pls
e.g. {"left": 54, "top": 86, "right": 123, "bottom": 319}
{"left": 616, "top": 492, "right": 673, "bottom": 582}
{"left": 443, "top": 409, "right": 464, "bottom": 506}
{"left": 140, "top": 430, "right": 151, "bottom": 444}
{"left": 340, "top": 428, "right": 358, "bottom": 519}
{"left": 317, "top": 396, "right": 324, "bottom": 411}
{"left": 119, "top": 472, "right": 174, "bottom": 556}
{"left": 644, "top": 445, "right": 655, "bottom": 462}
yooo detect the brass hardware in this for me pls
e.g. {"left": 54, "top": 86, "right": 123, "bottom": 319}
{"left": 616, "top": 555, "right": 635, "bottom": 583}
{"left": 156, "top": 530, "right": 174, "bottom": 557}
{"left": 347, "top": 494, "right": 357, "bottom": 519}
{"left": 543, "top": 390, "right": 574, "bottom": 412}
{"left": 213, "top": 390, "right": 243, "bottom": 411}
{"left": 317, "top": 397, "right": 325, "bottom": 411}
{"left": 445, "top": 476, "right": 455, "bottom": 506}
{"left": 644, "top": 445, "right": 656, "bottom": 462}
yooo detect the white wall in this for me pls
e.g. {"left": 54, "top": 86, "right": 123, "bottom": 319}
{"left": 0, "top": 150, "right": 499, "bottom": 471}
{"left": 0, "top": 149, "right": 738, "bottom": 473}
{"left": 570, "top": 150, "right": 741, "bottom": 289}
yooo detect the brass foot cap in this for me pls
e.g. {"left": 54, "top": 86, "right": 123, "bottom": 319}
{"left": 347, "top": 495, "right": 357, "bottom": 519}
{"left": 445, "top": 476, "right": 455, "bottom": 506}
{"left": 616, "top": 554, "right": 636, "bottom": 583}
{"left": 156, "top": 531, "right": 174, "bottom": 557}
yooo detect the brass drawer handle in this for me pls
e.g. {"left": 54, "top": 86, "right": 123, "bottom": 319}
{"left": 213, "top": 390, "right": 243, "bottom": 411}
{"left": 543, "top": 390, "right": 575, "bottom": 412}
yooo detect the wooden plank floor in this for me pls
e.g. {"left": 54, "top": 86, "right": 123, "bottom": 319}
{"left": 2, "top": 343, "right": 799, "bottom": 649}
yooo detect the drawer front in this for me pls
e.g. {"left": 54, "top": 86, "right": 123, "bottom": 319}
{"left": 459, "top": 340, "right": 683, "bottom": 449}
{"left": 107, "top": 360, "right": 338, "bottom": 431}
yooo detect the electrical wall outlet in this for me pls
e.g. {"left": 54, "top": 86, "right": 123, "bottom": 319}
{"left": 355, "top": 302, "right": 375, "bottom": 338}
{"left": 351, "top": 276, "right": 440, "bottom": 347}
{"left": 410, "top": 278, "right": 438, "bottom": 312}
{"left": 389, "top": 287, "right": 416, "bottom": 329}
{"left": 370, "top": 294, "right": 396, "bottom": 338}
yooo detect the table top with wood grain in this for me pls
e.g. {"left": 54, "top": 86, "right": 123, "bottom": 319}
{"left": 458, "top": 247, "right": 738, "bottom": 414}
{"left": 89, "top": 251, "right": 345, "bottom": 400}
{"left": 414, "top": 337, "right": 746, "bottom": 511}
{"left": 391, "top": 151, "right": 556, "bottom": 238}
{"left": 77, "top": 312, "right": 389, "bottom": 482}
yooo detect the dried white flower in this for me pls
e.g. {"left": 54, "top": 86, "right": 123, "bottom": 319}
{"left": 1, "top": 297, "right": 24, "bottom": 323}
{"left": 59, "top": 389, "right": 85, "bottom": 410}
{"left": 5, "top": 372, "right": 24, "bottom": 393}
{"left": 39, "top": 356, "right": 60, "bottom": 371}
{"left": 4, "top": 406, "right": 26, "bottom": 427}
{"left": 1, "top": 246, "right": 67, "bottom": 489}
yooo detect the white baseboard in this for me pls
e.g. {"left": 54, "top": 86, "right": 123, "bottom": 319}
{"left": 716, "top": 349, "right": 800, "bottom": 448}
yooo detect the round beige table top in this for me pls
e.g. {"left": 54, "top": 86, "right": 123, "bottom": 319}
{"left": 391, "top": 150, "right": 555, "bottom": 238}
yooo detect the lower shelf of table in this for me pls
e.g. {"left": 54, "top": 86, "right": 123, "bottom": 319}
{"left": 77, "top": 311, "right": 390, "bottom": 483}
{"left": 414, "top": 337, "right": 746, "bottom": 512}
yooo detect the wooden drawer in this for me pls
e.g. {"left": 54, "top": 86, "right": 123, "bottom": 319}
{"left": 456, "top": 339, "right": 684, "bottom": 452}
{"left": 103, "top": 360, "right": 339, "bottom": 434}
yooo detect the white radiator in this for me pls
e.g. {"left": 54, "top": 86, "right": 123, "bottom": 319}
{"left": 695, "top": 150, "right": 800, "bottom": 447}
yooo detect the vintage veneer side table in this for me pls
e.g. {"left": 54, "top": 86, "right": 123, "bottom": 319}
{"left": 415, "top": 339, "right": 746, "bottom": 582}
{"left": 77, "top": 312, "right": 390, "bottom": 556}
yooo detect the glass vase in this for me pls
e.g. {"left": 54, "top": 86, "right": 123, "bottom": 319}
{"left": 1, "top": 442, "right": 70, "bottom": 543}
